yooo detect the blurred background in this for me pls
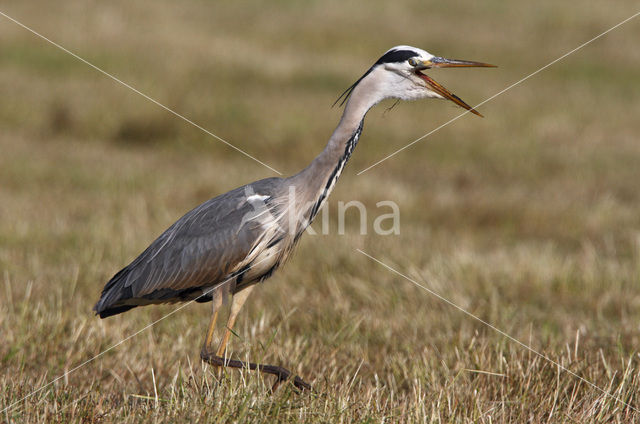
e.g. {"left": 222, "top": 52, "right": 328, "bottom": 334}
{"left": 1, "top": 1, "right": 640, "bottom": 421}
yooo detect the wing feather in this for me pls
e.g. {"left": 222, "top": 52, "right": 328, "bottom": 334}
{"left": 94, "top": 178, "right": 283, "bottom": 317}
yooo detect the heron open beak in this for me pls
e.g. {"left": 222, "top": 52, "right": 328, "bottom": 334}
{"left": 424, "top": 57, "right": 496, "bottom": 69}
{"left": 416, "top": 57, "right": 496, "bottom": 117}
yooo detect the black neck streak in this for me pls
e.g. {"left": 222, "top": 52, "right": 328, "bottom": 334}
{"left": 308, "top": 120, "right": 364, "bottom": 222}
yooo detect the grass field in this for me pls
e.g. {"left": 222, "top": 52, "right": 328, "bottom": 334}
{"left": 2, "top": 1, "right": 640, "bottom": 422}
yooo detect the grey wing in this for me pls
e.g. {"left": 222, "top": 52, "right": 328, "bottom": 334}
{"left": 94, "top": 178, "right": 284, "bottom": 318}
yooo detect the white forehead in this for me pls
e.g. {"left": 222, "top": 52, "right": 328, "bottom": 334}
{"left": 384, "top": 45, "right": 434, "bottom": 59}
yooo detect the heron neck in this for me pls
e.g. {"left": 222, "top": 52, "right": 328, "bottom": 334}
{"left": 290, "top": 79, "right": 381, "bottom": 223}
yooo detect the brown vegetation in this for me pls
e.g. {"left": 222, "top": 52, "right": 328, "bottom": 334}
{"left": 1, "top": 1, "right": 640, "bottom": 422}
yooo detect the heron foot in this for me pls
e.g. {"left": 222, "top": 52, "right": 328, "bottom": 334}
{"left": 200, "top": 348, "right": 311, "bottom": 392}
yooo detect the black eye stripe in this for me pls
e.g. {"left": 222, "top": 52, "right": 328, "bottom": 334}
{"left": 333, "top": 49, "right": 420, "bottom": 108}
{"left": 375, "top": 49, "right": 419, "bottom": 64}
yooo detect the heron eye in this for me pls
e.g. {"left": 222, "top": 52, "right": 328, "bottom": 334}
{"left": 408, "top": 57, "right": 420, "bottom": 67}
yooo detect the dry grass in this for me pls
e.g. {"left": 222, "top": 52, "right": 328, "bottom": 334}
{"left": 2, "top": 1, "right": 640, "bottom": 422}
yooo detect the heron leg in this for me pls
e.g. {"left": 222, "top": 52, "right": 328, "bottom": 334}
{"left": 199, "top": 285, "right": 311, "bottom": 391}
{"left": 202, "top": 288, "right": 224, "bottom": 354}
{"left": 200, "top": 355, "right": 312, "bottom": 392}
{"left": 216, "top": 285, "right": 255, "bottom": 357}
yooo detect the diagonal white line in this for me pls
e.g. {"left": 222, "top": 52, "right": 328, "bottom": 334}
{"left": 0, "top": 10, "right": 282, "bottom": 175}
{"left": 357, "top": 11, "right": 640, "bottom": 175}
{"left": 356, "top": 248, "right": 639, "bottom": 413}
{"left": 0, "top": 253, "right": 273, "bottom": 415}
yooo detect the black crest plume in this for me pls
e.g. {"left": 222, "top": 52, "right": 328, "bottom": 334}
{"left": 332, "top": 49, "right": 419, "bottom": 107}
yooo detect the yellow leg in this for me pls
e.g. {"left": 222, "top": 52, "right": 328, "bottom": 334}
{"left": 200, "top": 284, "right": 310, "bottom": 390}
{"left": 203, "top": 288, "right": 224, "bottom": 353}
{"left": 216, "top": 285, "right": 255, "bottom": 357}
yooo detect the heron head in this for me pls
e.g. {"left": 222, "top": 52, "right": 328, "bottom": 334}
{"left": 335, "top": 45, "right": 495, "bottom": 116}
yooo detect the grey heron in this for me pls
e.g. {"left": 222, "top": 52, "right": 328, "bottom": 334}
{"left": 94, "top": 45, "right": 494, "bottom": 390}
